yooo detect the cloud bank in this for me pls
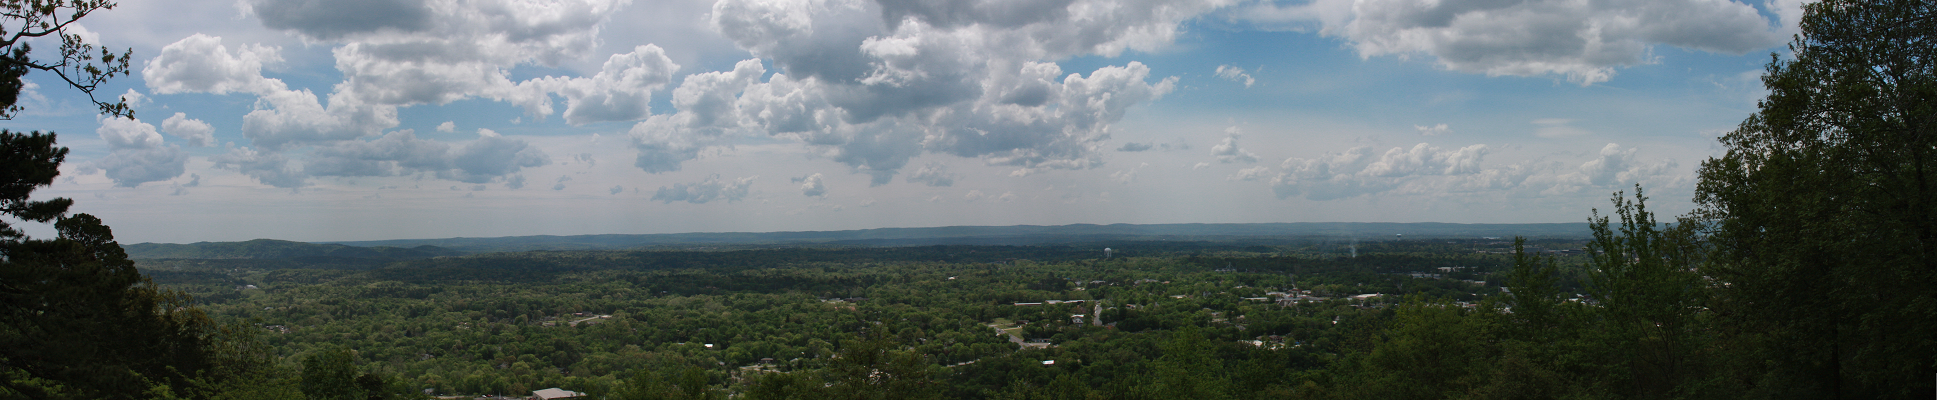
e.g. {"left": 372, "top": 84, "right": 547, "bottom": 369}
{"left": 626, "top": 0, "right": 1205, "bottom": 183}
{"left": 141, "top": 33, "right": 560, "bottom": 188}
{"left": 1261, "top": 142, "right": 1678, "bottom": 201}
{"left": 91, "top": 117, "right": 188, "bottom": 187}
{"left": 140, "top": 0, "right": 1221, "bottom": 190}
{"left": 652, "top": 174, "right": 757, "bottom": 204}
{"left": 1231, "top": 0, "right": 1784, "bottom": 84}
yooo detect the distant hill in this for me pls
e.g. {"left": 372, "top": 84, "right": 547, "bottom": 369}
{"left": 124, "top": 239, "right": 463, "bottom": 260}
{"left": 297, "top": 222, "right": 1591, "bottom": 253}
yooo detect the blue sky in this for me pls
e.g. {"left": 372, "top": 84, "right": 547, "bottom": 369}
{"left": 3, "top": 0, "right": 1802, "bottom": 243}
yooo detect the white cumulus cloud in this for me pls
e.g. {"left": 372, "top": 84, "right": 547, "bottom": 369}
{"left": 303, "top": 130, "right": 550, "bottom": 184}
{"left": 1231, "top": 0, "right": 1783, "bottom": 84}
{"left": 617, "top": 0, "right": 1208, "bottom": 183}
{"left": 1230, "top": 166, "right": 1272, "bottom": 181}
{"left": 1270, "top": 143, "right": 1492, "bottom": 200}
{"left": 796, "top": 173, "right": 828, "bottom": 197}
{"left": 1261, "top": 141, "right": 1685, "bottom": 201}
{"left": 1573, "top": 143, "right": 1677, "bottom": 188}
{"left": 91, "top": 117, "right": 187, "bottom": 187}
{"left": 905, "top": 161, "right": 958, "bottom": 187}
{"left": 651, "top": 174, "right": 756, "bottom": 204}
{"left": 628, "top": 58, "right": 766, "bottom": 173}
{"left": 1415, "top": 123, "right": 1449, "bottom": 136}
{"left": 138, "top": 0, "right": 1223, "bottom": 192}
{"left": 211, "top": 146, "right": 307, "bottom": 188}
{"left": 1214, "top": 64, "right": 1255, "bottom": 87}
{"left": 538, "top": 45, "right": 680, "bottom": 125}
{"left": 142, "top": 34, "right": 283, "bottom": 95}
{"left": 161, "top": 113, "right": 215, "bottom": 147}
{"left": 1212, "top": 130, "right": 1259, "bottom": 163}
{"left": 146, "top": 35, "right": 395, "bottom": 151}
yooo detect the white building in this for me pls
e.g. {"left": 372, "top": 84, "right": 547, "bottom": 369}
{"left": 533, "top": 388, "right": 585, "bottom": 399}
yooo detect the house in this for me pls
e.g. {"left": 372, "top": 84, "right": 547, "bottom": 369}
{"left": 532, "top": 388, "right": 585, "bottom": 399}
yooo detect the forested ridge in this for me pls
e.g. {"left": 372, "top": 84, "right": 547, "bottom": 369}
{"left": 310, "top": 222, "right": 1591, "bottom": 253}
{"left": 124, "top": 239, "right": 463, "bottom": 261}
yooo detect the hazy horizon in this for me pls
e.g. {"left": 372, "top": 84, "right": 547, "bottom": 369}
{"left": 128, "top": 221, "right": 1594, "bottom": 245}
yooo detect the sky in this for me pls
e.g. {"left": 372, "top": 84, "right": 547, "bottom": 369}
{"left": 2, "top": 0, "right": 1805, "bottom": 244}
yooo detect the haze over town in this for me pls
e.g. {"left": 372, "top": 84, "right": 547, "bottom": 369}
{"left": 0, "top": 0, "right": 1804, "bottom": 243}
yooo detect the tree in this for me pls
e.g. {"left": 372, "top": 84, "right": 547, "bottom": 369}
{"left": 1146, "top": 327, "right": 1230, "bottom": 400}
{"left": 743, "top": 371, "right": 822, "bottom": 400}
{"left": 1460, "top": 237, "right": 1607, "bottom": 400}
{"left": 992, "top": 374, "right": 1098, "bottom": 400}
{"left": 1501, "top": 237, "right": 1562, "bottom": 336}
{"left": 297, "top": 349, "right": 415, "bottom": 400}
{"left": 1693, "top": 0, "right": 1937, "bottom": 397}
{"left": 0, "top": 138, "right": 219, "bottom": 398}
{"left": 0, "top": 0, "right": 134, "bottom": 119}
{"left": 0, "top": 1, "right": 230, "bottom": 398}
{"left": 610, "top": 366, "right": 721, "bottom": 400}
{"left": 299, "top": 349, "right": 358, "bottom": 400}
{"left": 1584, "top": 188, "right": 1710, "bottom": 398}
{"left": 821, "top": 337, "right": 939, "bottom": 400}
{"left": 0, "top": 130, "right": 67, "bottom": 235}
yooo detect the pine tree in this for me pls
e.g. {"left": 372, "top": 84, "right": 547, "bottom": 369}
{"left": 0, "top": 1, "right": 222, "bottom": 398}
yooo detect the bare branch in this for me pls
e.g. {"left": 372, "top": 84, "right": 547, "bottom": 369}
{"left": 0, "top": 0, "right": 126, "bottom": 119}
